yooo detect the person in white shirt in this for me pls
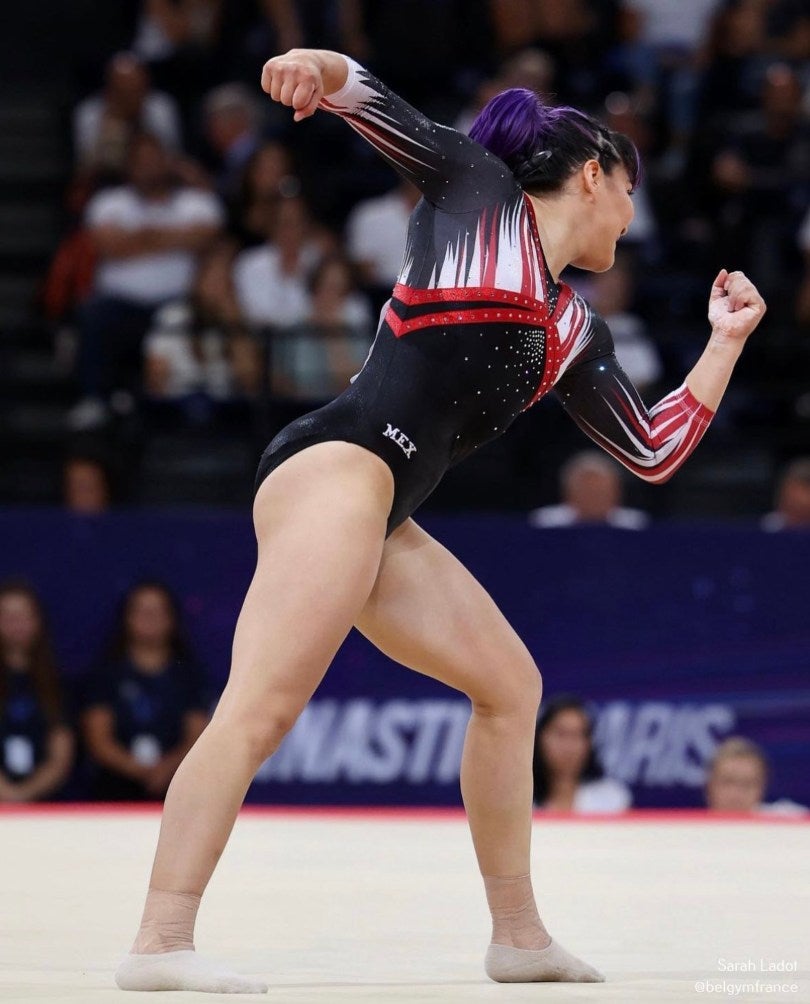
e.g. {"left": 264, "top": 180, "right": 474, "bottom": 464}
{"left": 144, "top": 241, "right": 262, "bottom": 406}
{"left": 705, "top": 736, "right": 808, "bottom": 817}
{"left": 272, "top": 254, "right": 373, "bottom": 401}
{"left": 529, "top": 451, "right": 650, "bottom": 530}
{"left": 345, "top": 179, "right": 421, "bottom": 288}
{"left": 73, "top": 52, "right": 182, "bottom": 178}
{"left": 233, "top": 194, "right": 328, "bottom": 328}
{"left": 532, "top": 696, "right": 632, "bottom": 813}
{"left": 71, "top": 133, "right": 223, "bottom": 429}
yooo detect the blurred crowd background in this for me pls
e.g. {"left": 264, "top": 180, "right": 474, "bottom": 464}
{"left": 2, "top": 571, "right": 806, "bottom": 813}
{"left": 1, "top": 1, "right": 809, "bottom": 807}
{"left": 0, "top": 0, "right": 807, "bottom": 521}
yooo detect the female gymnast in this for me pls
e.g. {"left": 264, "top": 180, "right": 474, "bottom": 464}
{"left": 115, "top": 49, "right": 766, "bottom": 993}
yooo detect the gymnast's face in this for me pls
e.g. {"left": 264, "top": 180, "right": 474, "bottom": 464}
{"left": 570, "top": 163, "right": 635, "bottom": 274}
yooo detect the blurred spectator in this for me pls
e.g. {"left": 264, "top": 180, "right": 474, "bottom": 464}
{"left": 618, "top": 0, "right": 721, "bottom": 172}
{"left": 132, "top": 0, "right": 224, "bottom": 114}
{"left": 763, "top": 0, "right": 810, "bottom": 62}
{"left": 455, "top": 48, "right": 556, "bottom": 136}
{"left": 490, "top": 0, "right": 595, "bottom": 55}
{"left": 73, "top": 51, "right": 182, "bottom": 180}
{"left": 234, "top": 140, "right": 300, "bottom": 245}
{"left": 80, "top": 580, "right": 210, "bottom": 801}
{"left": 697, "top": 2, "right": 770, "bottom": 127}
{"left": 0, "top": 580, "right": 74, "bottom": 802}
{"left": 603, "top": 91, "right": 658, "bottom": 255}
{"left": 240, "top": 1, "right": 309, "bottom": 89}
{"left": 532, "top": 695, "right": 631, "bottom": 812}
{"left": 346, "top": 180, "right": 420, "bottom": 289}
{"left": 489, "top": 0, "right": 621, "bottom": 106}
{"left": 203, "top": 82, "right": 263, "bottom": 201}
{"left": 272, "top": 254, "right": 373, "bottom": 401}
{"left": 529, "top": 451, "right": 650, "bottom": 529}
{"left": 233, "top": 194, "right": 333, "bottom": 328}
{"left": 143, "top": 240, "right": 262, "bottom": 404}
{"left": 133, "top": 0, "right": 223, "bottom": 63}
{"left": 705, "top": 735, "right": 808, "bottom": 816}
{"left": 338, "top": 0, "right": 491, "bottom": 113}
{"left": 711, "top": 63, "right": 810, "bottom": 298}
{"left": 588, "top": 253, "right": 662, "bottom": 392}
{"left": 62, "top": 450, "right": 116, "bottom": 514}
{"left": 69, "top": 132, "right": 224, "bottom": 430}
{"left": 761, "top": 457, "right": 810, "bottom": 530}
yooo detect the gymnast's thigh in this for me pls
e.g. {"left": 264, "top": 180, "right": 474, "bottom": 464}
{"left": 354, "top": 518, "right": 541, "bottom": 709}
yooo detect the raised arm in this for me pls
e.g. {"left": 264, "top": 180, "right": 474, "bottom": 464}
{"left": 260, "top": 49, "right": 512, "bottom": 210}
{"left": 554, "top": 269, "right": 766, "bottom": 484}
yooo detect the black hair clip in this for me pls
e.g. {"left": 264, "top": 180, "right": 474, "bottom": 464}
{"left": 513, "top": 148, "right": 553, "bottom": 183}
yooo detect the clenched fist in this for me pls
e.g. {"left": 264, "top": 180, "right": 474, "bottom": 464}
{"left": 261, "top": 49, "right": 348, "bottom": 122}
{"left": 708, "top": 269, "right": 766, "bottom": 342}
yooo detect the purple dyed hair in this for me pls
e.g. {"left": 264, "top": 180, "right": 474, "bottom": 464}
{"left": 469, "top": 88, "right": 641, "bottom": 194}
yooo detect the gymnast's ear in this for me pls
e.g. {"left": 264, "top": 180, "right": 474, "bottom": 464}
{"left": 580, "top": 159, "right": 602, "bottom": 197}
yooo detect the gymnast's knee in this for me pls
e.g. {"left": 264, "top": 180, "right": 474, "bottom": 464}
{"left": 469, "top": 660, "right": 542, "bottom": 723}
{"left": 211, "top": 704, "right": 302, "bottom": 765}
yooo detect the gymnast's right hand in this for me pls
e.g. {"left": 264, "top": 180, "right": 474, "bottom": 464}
{"left": 261, "top": 49, "right": 348, "bottom": 122}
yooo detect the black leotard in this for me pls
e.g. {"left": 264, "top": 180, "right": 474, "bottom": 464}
{"left": 254, "top": 57, "right": 715, "bottom": 535}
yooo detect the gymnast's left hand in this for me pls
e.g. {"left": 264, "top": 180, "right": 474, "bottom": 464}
{"left": 708, "top": 268, "right": 767, "bottom": 342}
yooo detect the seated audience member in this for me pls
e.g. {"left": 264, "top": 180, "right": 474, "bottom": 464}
{"left": 345, "top": 179, "right": 421, "bottom": 289}
{"left": 588, "top": 253, "right": 662, "bottom": 393}
{"left": 233, "top": 194, "right": 332, "bottom": 328}
{"left": 618, "top": 0, "right": 720, "bottom": 171}
{"left": 761, "top": 457, "right": 810, "bottom": 530}
{"left": 71, "top": 132, "right": 224, "bottom": 430}
{"left": 235, "top": 140, "right": 300, "bottom": 246}
{"left": 203, "top": 83, "right": 262, "bottom": 201}
{"left": 62, "top": 449, "right": 116, "bottom": 513}
{"left": 73, "top": 52, "right": 182, "bottom": 181}
{"left": 143, "top": 241, "right": 262, "bottom": 404}
{"left": 533, "top": 695, "right": 632, "bottom": 813}
{"left": 705, "top": 736, "right": 808, "bottom": 816}
{"left": 0, "top": 580, "right": 75, "bottom": 802}
{"left": 529, "top": 451, "right": 650, "bottom": 529}
{"left": 710, "top": 63, "right": 809, "bottom": 297}
{"left": 80, "top": 580, "right": 210, "bottom": 801}
{"left": 272, "top": 254, "right": 373, "bottom": 401}
{"left": 130, "top": 0, "right": 223, "bottom": 115}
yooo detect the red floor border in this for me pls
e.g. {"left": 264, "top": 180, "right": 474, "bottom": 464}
{"left": 0, "top": 803, "right": 806, "bottom": 823}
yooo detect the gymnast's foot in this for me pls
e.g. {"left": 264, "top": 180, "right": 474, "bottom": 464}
{"left": 484, "top": 939, "right": 605, "bottom": 983}
{"left": 115, "top": 950, "right": 269, "bottom": 993}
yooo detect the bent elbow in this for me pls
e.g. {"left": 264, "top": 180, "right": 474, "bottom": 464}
{"left": 635, "top": 465, "right": 676, "bottom": 486}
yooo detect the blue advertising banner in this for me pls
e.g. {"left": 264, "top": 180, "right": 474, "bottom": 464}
{"left": 0, "top": 509, "right": 808, "bottom": 808}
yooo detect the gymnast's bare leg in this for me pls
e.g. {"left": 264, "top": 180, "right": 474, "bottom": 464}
{"left": 115, "top": 442, "right": 394, "bottom": 993}
{"left": 355, "top": 518, "right": 604, "bottom": 983}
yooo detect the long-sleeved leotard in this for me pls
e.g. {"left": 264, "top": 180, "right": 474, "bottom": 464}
{"left": 254, "top": 57, "right": 715, "bottom": 532}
